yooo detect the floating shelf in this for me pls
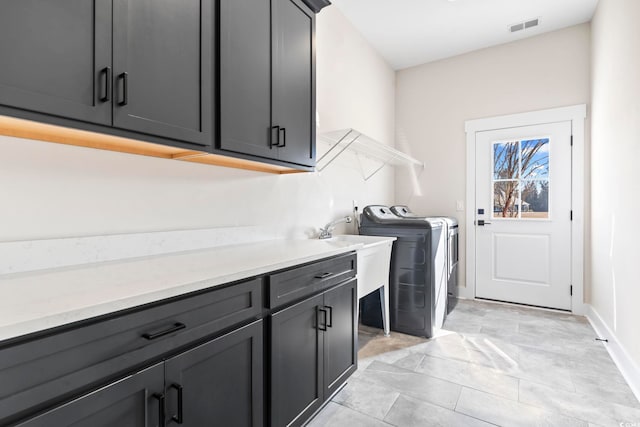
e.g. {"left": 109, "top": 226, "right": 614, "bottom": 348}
{"left": 317, "top": 128, "right": 423, "bottom": 180}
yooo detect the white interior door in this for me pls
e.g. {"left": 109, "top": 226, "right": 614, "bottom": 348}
{"left": 475, "top": 121, "right": 572, "bottom": 310}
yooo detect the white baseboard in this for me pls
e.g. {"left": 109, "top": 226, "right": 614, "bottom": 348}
{"left": 586, "top": 304, "right": 640, "bottom": 403}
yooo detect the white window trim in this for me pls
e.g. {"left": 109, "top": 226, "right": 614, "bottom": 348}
{"left": 464, "top": 105, "right": 587, "bottom": 314}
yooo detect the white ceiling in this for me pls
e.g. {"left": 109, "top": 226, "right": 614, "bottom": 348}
{"left": 331, "top": 0, "right": 598, "bottom": 70}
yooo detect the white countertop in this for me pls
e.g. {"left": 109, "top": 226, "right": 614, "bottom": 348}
{"left": 0, "top": 239, "right": 362, "bottom": 343}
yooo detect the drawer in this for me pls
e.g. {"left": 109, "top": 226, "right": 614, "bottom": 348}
{"left": 0, "top": 278, "right": 262, "bottom": 425}
{"left": 268, "top": 252, "right": 356, "bottom": 309}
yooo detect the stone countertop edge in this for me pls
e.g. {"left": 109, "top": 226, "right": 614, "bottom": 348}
{"left": 0, "top": 239, "right": 363, "bottom": 344}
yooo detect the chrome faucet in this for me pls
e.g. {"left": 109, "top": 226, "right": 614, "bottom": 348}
{"left": 319, "top": 216, "right": 353, "bottom": 239}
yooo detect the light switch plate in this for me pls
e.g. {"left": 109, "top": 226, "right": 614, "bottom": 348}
{"left": 456, "top": 200, "right": 464, "bottom": 212}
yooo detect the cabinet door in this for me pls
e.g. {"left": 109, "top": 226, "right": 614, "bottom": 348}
{"left": 0, "top": 0, "right": 112, "bottom": 125}
{"left": 15, "top": 363, "right": 164, "bottom": 427}
{"left": 165, "top": 320, "right": 264, "bottom": 427}
{"left": 218, "top": 0, "right": 273, "bottom": 159}
{"left": 272, "top": 0, "right": 315, "bottom": 167}
{"left": 270, "top": 294, "right": 324, "bottom": 427}
{"left": 112, "top": 0, "right": 213, "bottom": 146}
{"left": 323, "top": 279, "right": 358, "bottom": 399}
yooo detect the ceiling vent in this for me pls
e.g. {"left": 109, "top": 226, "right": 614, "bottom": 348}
{"left": 509, "top": 18, "right": 540, "bottom": 33}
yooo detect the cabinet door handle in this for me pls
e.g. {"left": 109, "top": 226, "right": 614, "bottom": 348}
{"left": 153, "top": 393, "right": 165, "bottom": 427}
{"left": 324, "top": 305, "right": 333, "bottom": 328}
{"left": 314, "top": 272, "right": 332, "bottom": 279}
{"left": 170, "top": 383, "right": 184, "bottom": 424}
{"left": 118, "top": 72, "right": 129, "bottom": 106}
{"left": 317, "top": 306, "right": 328, "bottom": 331}
{"left": 278, "top": 127, "right": 286, "bottom": 147}
{"left": 99, "top": 67, "right": 111, "bottom": 102}
{"left": 270, "top": 126, "right": 280, "bottom": 149}
{"left": 142, "top": 322, "right": 186, "bottom": 340}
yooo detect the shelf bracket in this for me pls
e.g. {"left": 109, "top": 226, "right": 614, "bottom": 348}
{"left": 316, "top": 128, "right": 424, "bottom": 181}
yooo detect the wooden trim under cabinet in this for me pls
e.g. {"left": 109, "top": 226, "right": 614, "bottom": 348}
{"left": 0, "top": 115, "right": 306, "bottom": 175}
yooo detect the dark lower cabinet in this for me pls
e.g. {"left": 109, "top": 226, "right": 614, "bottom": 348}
{"left": 270, "top": 279, "right": 357, "bottom": 427}
{"left": 15, "top": 363, "right": 164, "bottom": 427}
{"left": 0, "top": 0, "right": 112, "bottom": 125}
{"left": 165, "top": 320, "right": 264, "bottom": 427}
{"left": 323, "top": 279, "right": 358, "bottom": 399}
{"left": 14, "top": 321, "right": 264, "bottom": 427}
{"left": 270, "top": 294, "right": 324, "bottom": 427}
{"left": 2, "top": 254, "right": 355, "bottom": 427}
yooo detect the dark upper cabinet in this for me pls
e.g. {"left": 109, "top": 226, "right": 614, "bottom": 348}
{"left": 219, "top": 0, "right": 316, "bottom": 167}
{"left": 15, "top": 363, "right": 164, "bottom": 427}
{"left": 218, "top": 0, "right": 272, "bottom": 159}
{"left": 272, "top": 0, "right": 316, "bottom": 166}
{"left": 164, "top": 321, "right": 264, "bottom": 427}
{"left": 323, "top": 279, "right": 357, "bottom": 399}
{"left": 112, "top": 0, "right": 213, "bottom": 146}
{"left": 0, "top": 0, "right": 317, "bottom": 169}
{"left": 0, "top": 0, "right": 112, "bottom": 125}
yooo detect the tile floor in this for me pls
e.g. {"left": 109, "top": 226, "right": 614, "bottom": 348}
{"left": 308, "top": 299, "right": 640, "bottom": 427}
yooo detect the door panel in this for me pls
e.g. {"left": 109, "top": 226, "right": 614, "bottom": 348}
{"left": 323, "top": 280, "right": 357, "bottom": 399}
{"left": 270, "top": 294, "right": 323, "bottom": 427}
{"left": 218, "top": 0, "right": 273, "bottom": 159}
{"left": 0, "top": 0, "right": 111, "bottom": 125}
{"left": 113, "top": 0, "right": 212, "bottom": 145}
{"left": 164, "top": 321, "right": 264, "bottom": 427}
{"left": 475, "top": 121, "right": 572, "bottom": 310}
{"left": 16, "top": 363, "right": 164, "bottom": 427}
{"left": 493, "top": 233, "right": 550, "bottom": 284}
{"left": 272, "top": 0, "right": 315, "bottom": 166}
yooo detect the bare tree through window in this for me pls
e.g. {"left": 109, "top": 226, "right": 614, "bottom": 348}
{"left": 493, "top": 138, "right": 549, "bottom": 219}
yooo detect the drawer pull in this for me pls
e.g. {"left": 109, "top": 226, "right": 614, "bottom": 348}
{"left": 270, "top": 125, "right": 280, "bottom": 148}
{"left": 118, "top": 72, "right": 129, "bottom": 106}
{"left": 170, "top": 383, "right": 184, "bottom": 424}
{"left": 99, "top": 66, "right": 111, "bottom": 102}
{"left": 317, "top": 307, "right": 328, "bottom": 331}
{"left": 314, "top": 272, "right": 333, "bottom": 279}
{"left": 153, "top": 393, "right": 165, "bottom": 426}
{"left": 142, "top": 322, "right": 186, "bottom": 340}
{"left": 325, "top": 305, "right": 333, "bottom": 328}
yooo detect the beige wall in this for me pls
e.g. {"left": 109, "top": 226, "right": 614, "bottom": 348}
{"left": 395, "top": 24, "right": 591, "bottom": 290}
{"left": 0, "top": 7, "right": 395, "bottom": 242}
{"left": 590, "top": 0, "right": 640, "bottom": 364}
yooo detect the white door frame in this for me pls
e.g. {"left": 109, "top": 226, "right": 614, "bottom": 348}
{"left": 463, "top": 105, "right": 587, "bottom": 314}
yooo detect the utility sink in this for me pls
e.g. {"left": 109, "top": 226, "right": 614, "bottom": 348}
{"left": 326, "top": 234, "right": 396, "bottom": 336}
{"left": 326, "top": 234, "right": 395, "bottom": 249}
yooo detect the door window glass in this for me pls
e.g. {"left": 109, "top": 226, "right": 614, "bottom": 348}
{"left": 493, "top": 142, "right": 519, "bottom": 179}
{"left": 492, "top": 138, "right": 550, "bottom": 219}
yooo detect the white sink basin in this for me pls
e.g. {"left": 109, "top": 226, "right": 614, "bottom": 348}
{"left": 327, "top": 234, "right": 396, "bottom": 336}
{"left": 326, "top": 234, "right": 395, "bottom": 249}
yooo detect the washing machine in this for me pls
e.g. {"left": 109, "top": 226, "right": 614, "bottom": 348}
{"left": 359, "top": 205, "right": 446, "bottom": 338}
{"left": 390, "top": 206, "right": 459, "bottom": 314}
